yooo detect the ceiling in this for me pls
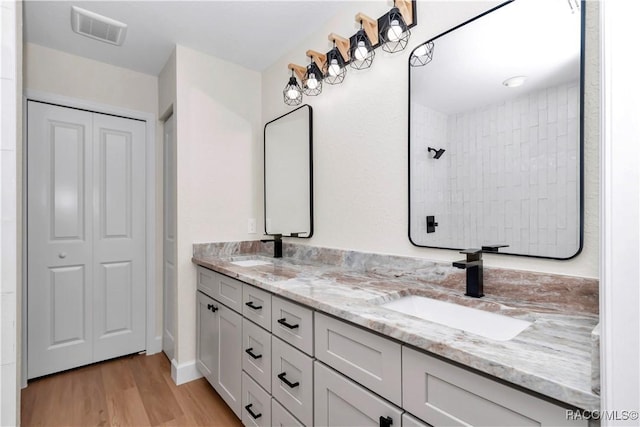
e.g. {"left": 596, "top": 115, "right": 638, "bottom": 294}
{"left": 23, "top": 0, "right": 353, "bottom": 75}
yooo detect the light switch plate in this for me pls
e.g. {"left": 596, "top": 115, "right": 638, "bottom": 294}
{"left": 248, "top": 218, "right": 257, "bottom": 234}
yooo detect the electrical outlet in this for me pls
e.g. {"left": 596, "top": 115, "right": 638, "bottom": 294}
{"left": 248, "top": 218, "right": 257, "bottom": 234}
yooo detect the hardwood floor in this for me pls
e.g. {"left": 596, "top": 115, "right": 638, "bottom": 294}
{"left": 21, "top": 353, "right": 243, "bottom": 427}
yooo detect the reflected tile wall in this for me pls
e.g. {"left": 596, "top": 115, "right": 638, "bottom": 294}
{"left": 411, "top": 80, "right": 580, "bottom": 258}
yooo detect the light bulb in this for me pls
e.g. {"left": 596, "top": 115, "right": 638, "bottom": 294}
{"left": 328, "top": 59, "right": 341, "bottom": 77}
{"left": 306, "top": 73, "right": 318, "bottom": 90}
{"left": 354, "top": 41, "right": 369, "bottom": 61}
{"left": 286, "top": 87, "right": 300, "bottom": 100}
{"left": 413, "top": 44, "right": 428, "bottom": 57}
{"left": 387, "top": 19, "right": 402, "bottom": 42}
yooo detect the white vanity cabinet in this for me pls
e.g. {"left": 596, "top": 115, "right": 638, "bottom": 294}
{"left": 196, "top": 267, "right": 243, "bottom": 418}
{"left": 314, "top": 361, "right": 403, "bottom": 427}
{"left": 402, "top": 347, "right": 587, "bottom": 427}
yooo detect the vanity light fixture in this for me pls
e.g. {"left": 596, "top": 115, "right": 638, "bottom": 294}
{"left": 283, "top": 66, "right": 304, "bottom": 106}
{"left": 502, "top": 75, "right": 527, "bottom": 88}
{"left": 410, "top": 41, "right": 434, "bottom": 67}
{"left": 379, "top": 0, "right": 412, "bottom": 53}
{"left": 323, "top": 34, "right": 349, "bottom": 85}
{"left": 350, "top": 14, "right": 377, "bottom": 70}
{"left": 303, "top": 50, "right": 326, "bottom": 96}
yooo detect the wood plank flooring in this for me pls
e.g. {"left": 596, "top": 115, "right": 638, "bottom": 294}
{"left": 21, "top": 353, "right": 243, "bottom": 427}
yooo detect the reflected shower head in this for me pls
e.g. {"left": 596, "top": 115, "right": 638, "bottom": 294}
{"left": 428, "top": 147, "right": 446, "bottom": 159}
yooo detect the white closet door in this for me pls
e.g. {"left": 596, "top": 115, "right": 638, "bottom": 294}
{"left": 27, "top": 101, "right": 147, "bottom": 378}
{"left": 27, "top": 102, "right": 94, "bottom": 378}
{"left": 91, "top": 113, "right": 146, "bottom": 361}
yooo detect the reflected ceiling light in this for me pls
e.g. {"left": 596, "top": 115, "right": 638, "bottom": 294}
{"left": 379, "top": 0, "right": 413, "bottom": 53}
{"left": 502, "top": 75, "right": 527, "bottom": 88}
{"left": 283, "top": 65, "right": 304, "bottom": 106}
{"left": 323, "top": 34, "right": 349, "bottom": 85}
{"left": 350, "top": 13, "right": 377, "bottom": 70}
{"left": 303, "top": 50, "right": 326, "bottom": 96}
{"left": 410, "top": 41, "right": 434, "bottom": 67}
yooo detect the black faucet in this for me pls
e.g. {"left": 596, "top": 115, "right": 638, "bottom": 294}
{"left": 453, "top": 244, "right": 509, "bottom": 298}
{"left": 261, "top": 234, "right": 283, "bottom": 258}
{"left": 453, "top": 249, "right": 484, "bottom": 298}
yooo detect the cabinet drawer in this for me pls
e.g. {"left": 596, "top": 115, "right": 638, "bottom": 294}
{"left": 272, "top": 296, "right": 313, "bottom": 356}
{"left": 243, "top": 318, "right": 272, "bottom": 392}
{"left": 271, "top": 398, "right": 304, "bottom": 427}
{"left": 243, "top": 284, "right": 272, "bottom": 331}
{"left": 315, "top": 312, "right": 401, "bottom": 406}
{"left": 242, "top": 372, "right": 272, "bottom": 427}
{"left": 314, "top": 361, "right": 402, "bottom": 427}
{"left": 272, "top": 337, "right": 313, "bottom": 427}
{"left": 196, "top": 266, "right": 216, "bottom": 298}
{"left": 403, "top": 413, "right": 432, "bottom": 427}
{"left": 402, "top": 347, "right": 587, "bottom": 427}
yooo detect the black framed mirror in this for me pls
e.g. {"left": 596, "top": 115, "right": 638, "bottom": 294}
{"left": 264, "top": 104, "right": 313, "bottom": 238}
{"left": 408, "top": 0, "right": 584, "bottom": 259}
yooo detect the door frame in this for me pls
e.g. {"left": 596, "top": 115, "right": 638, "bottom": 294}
{"left": 22, "top": 90, "right": 160, "bottom": 386}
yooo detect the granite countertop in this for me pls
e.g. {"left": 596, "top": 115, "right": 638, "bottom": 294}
{"left": 192, "top": 241, "right": 600, "bottom": 411}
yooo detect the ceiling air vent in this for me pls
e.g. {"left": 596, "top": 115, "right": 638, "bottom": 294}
{"left": 71, "top": 6, "right": 127, "bottom": 46}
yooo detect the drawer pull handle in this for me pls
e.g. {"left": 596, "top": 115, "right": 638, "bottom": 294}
{"left": 245, "top": 348, "right": 262, "bottom": 359}
{"left": 245, "top": 301, "right": 263, "bottom": 310}
{"left": 245, "top": 403, "right": 262, "bottom": 420}
{"left": 379, "top": 416, "right": 393, "bottom": 427}
{"left": 277, "top": 372, "right": 299, "bottom": 388}
{"left": 277, "top": 318, "right": 299, "bottom": 329}
{"left": 207, "top": 304, "right": 218, "bottom": 312}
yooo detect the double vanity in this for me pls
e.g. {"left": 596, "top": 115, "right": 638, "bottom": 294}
{"left": 192, "top": 241, "right": 599, "bottom": 427}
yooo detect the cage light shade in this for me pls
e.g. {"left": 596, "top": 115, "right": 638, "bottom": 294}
{"left": 322, "top": 47, "right": 347, "bottom": 85}
{"left": 380, "top": 6, "right": 411, "bottom": 53}
{"left": 410, "top": 41, "right": 434, "bottom": 67}
{"left": 350, "top": 29, "right": 375, "bottom": 70}
{"left": 283, "top": 76, "right": 303, "bottom": 106}
{"left": 303, "top": 62, "right": 323, "bottom": 96}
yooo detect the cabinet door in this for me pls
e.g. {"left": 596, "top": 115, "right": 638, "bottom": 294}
{"left": 402, "top": 347, "right": 587, "bottom": 427}
{"left": 272, "top": 337, "right": 313, "bottom": 426}
{"left": 314, "top": 361, "right": 402, "bottom": 427}
{"left": 243, "top": 318, "right": 272, "bottom": 392}
{"left": 215, "top": 303, "right": 243, "bottom": 418}
{"left": 196, "top": 291, "right": 218, "bottom": 387}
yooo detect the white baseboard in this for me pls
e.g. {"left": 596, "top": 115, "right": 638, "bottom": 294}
{"left": 170, "top": 359, "right": 203, "bottom": 385}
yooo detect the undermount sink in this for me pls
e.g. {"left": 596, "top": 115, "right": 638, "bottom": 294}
{"left": 381, "top": 295, "right": 532, "bottom": 341}
{"left": 227, "top": 256, "right": 273, "bottom": 267}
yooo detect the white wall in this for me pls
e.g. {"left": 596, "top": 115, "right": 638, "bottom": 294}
{"left": 172, "top": 45, "right": 262, "bottom": 366}
{"left": 261, "top": 0, "right": 599, "bottom": 278}
{"left": 0, "top": 0, "right": 21, "bottom": 424}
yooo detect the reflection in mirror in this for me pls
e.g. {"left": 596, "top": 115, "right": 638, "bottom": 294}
{"left": 409, "top": 0, "right": 583, "bottom": 259}
{"left": 264, "top": 105, "right": 313, "bottom": 238}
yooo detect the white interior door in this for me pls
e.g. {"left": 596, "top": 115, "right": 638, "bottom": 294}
{"left": 27, "top": 101, "right": 146, "bottom": 378}
{"left": 27, "top": 102, "right": 94, "bottom": 378}
{"left": 162, "top": 114, "right": 176, "bottom": 360}
{"left": 91, "top": 113, "right": 146, "bottom": 361}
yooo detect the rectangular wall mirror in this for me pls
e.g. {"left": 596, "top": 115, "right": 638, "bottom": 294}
{"left": 264, "top": 104, "right": 313, "bottom": 237}
{"left": 409, "top": 0, "right": 584, "bottom": 259}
